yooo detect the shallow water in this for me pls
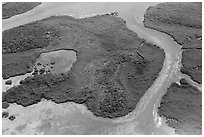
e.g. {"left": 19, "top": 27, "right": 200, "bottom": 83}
{"left": 35, "top": 50, "right": 76, "bottom": 74}
{"left": 2, "top": 73, "right": 32, "bottom": 92}
{"left": 2, "top": 2, "right": 201, "bottom": 135}
{"left": 2, "top": 50, "right": 76, "bottom": 92}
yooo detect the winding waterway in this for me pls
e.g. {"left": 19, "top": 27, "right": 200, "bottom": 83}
{"left": 2, "top": 2, "right": 200, "bottom": 135}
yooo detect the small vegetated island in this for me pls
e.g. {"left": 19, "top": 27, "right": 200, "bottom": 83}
{"left": 144, "top": 2, "right": 202, "bottom": 134}
{"left": 2, "top": 13, "right": 165, "bottom": 118}
{"left": 2, "top": 2, "right": 41, "bottom": 19}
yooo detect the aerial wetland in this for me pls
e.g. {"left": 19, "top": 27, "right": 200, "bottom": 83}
{"left": 2, "top": 2, "right": 202, "bottom": 135}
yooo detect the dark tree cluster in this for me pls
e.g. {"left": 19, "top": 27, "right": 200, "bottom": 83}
{"left": 2, "top": 23, "right": 60, "bottom": 54}
{"left": 2, "top": 14, "right": 165, "bottom": 118}
{"left": 2, "top": 2, "right": 41, "bottom": 19}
